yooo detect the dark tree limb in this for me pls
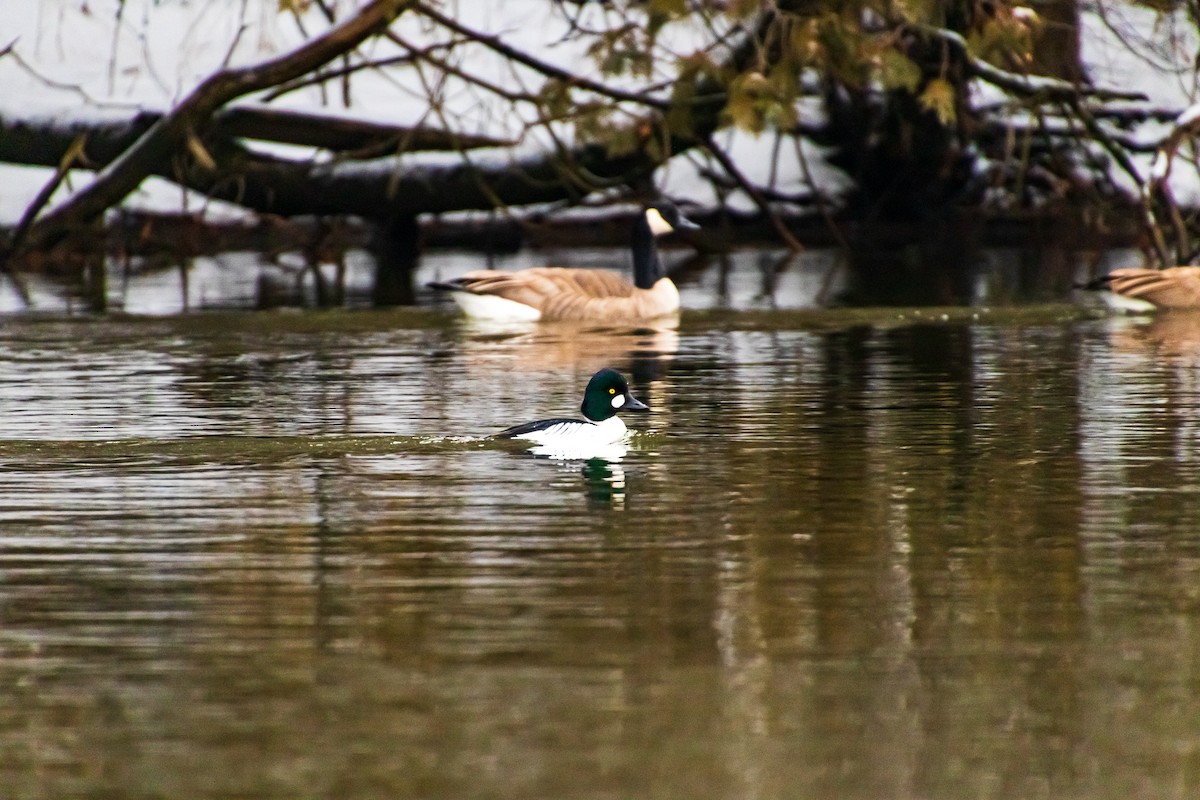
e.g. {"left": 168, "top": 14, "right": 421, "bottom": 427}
{"left": 4, "top": 134, "right": 88, "bottom": 262}
{"left": 18, "top": 0, "right": 413, "bottom": 255}
{"left": 912, "top": 25, "right": 1148, "bottom": 104}
{"left": 216, "top": 106, "right": 514, "bottom": 153}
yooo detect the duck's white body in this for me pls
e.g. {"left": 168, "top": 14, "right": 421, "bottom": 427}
{"left": 495, "top": 368, "right": 649, "bottom": 460}
{"left": 507, "top": 415, "right": 629, "bottom": 447}
{"left": 515, "top": 417, "right": 633, "bottom": 461}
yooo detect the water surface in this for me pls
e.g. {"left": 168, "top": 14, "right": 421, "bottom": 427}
{"left": 2, "top": 304, "right": 1199, "bottom": 799}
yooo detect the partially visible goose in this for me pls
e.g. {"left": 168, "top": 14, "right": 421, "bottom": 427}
{"left": 429, "top": 202, "right": 699, "bottom": 322}
{"left": 1087, "top": 267, "right": 1200, "bottom": 312}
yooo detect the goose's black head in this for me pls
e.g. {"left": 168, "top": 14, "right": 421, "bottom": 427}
{"left": 581, "top": 368, "right": 649, "bottom": 422}
{"left": 643, "top": 201, "right": 700, "bottom": 237}
{"left": 631, "top": 200, "right": 700, "bottom": 290}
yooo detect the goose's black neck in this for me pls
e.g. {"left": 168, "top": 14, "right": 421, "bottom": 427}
{"left": 631, "top": 215, "right": 663, "bottom": 290}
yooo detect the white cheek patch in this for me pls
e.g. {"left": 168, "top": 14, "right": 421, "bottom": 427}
{"left": 645, "top": 207, "right": 674, "bottom": 236}
{"left": 611, "top": 394, "right": 626, "bottom": 409}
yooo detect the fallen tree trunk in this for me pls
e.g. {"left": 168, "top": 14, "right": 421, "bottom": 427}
{"left": 0, "top": 107, "right": 654, "bottom": 218}
{"left": 0, "top": 106, "right": 511, "bottom": 171}
{"left": 214, "top": 106, "right": 513, "bottom": 154}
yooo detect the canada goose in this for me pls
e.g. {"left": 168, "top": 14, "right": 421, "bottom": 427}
{"left": 428, "top": 202, "right": 699, "bottom": 322}
{"left": 1086, "top": 267, "right": 1200, "bottom": 312}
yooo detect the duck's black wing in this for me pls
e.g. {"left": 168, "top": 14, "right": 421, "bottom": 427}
{"left": 495, "top": 417, "right": 583, "bottom": 439}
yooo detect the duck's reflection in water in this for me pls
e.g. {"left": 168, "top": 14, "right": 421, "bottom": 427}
{"left": 526, "top": 442, "right": 630, "bottom": 463}
{"left": 581, "top": 457, "right": 627, "bottom": 509}
{"left": 510, "top": 446, "right": 630, "bottom": 509}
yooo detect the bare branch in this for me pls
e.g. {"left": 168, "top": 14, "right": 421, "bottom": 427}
{"left": 704, "top": 134, "right": 804, "bottom": 252}
{"left": 1145, "top": 107, "right": 1200, "bottom": 265}
{"left": 413, "top": 1, "right": 670, "bottom": 110}
{"left": 0, "top": 133, "right": 88, "bottom": 294}
{"left": 388, "top": 34, "right": 540, "bottom": 103}
{"left": 220, "top": 23, "right": 252, "bottom": 71}
{"left": 263, "top": 51, "right": 426, "bottom": 102}
{"left": 3, "top": 45, "right": 105, "bottom": 105}
{"left": 912, "top": 24, "right": 1147, "bottom": 104}
{"left": 18, "top": 0, "right": 414, "bottom": 254}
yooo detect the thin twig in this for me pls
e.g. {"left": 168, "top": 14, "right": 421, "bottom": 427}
{"left": 4, "top": 46, "right": 102, "bottom": 104}
{"left": 704, "top": 134, "right": 804, "bottom": 251}
{"left": 310, "top": 0, "right": 353, "bottom": 106}
{"left": 263, "top": 52, "right": 419, "bottom": 101}
{"left": 414, "top": 1, "right": 670, "bottom": 109}
{"left": 1147, "top": 110, "right": 1200, "bottom": 263}
{"left": 107, "top": 0, "right": 126, "bottom": 95}
{"left": 220, "top": 23, "right": 250, "bottom": 71}
{"left": 794, "top": 135, "right": 848, "bottom": 251}
{"left": 1071, "top": 100, "right": 1172, "bottom": 266}
{"left": 388, "top": 34, "right": 539, "bottom": 103}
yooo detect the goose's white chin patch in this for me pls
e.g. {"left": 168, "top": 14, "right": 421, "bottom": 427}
{"left": 645, "top": 207, "right": 674, "bottom": 236}
{"left": 611, "top": 394, "right": 626, "bottom": 409}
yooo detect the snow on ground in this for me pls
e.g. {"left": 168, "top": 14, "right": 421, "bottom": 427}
{"left": 0, "top": 0, "right": 1196, "bottom": 225}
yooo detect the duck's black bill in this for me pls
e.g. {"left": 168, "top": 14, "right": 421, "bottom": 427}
{"left": 624, "top": 395, "right": 650, "bottom": 412}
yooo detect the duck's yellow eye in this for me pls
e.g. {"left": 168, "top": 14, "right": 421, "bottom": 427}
{"left": 609, "top": 388, "right": 616, "bottom": 394}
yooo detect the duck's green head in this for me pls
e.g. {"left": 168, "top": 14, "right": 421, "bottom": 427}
{"left": 581, "top": 368, "right": 649, "bottom": 422}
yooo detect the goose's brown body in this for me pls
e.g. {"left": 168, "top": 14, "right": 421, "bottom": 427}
{"left": 430, "top": 202, "right": 696, "bottom": 323}
{"left": 441, "top": 268, "right": 679, "bottom": 322}
{"left": 1101, "top": 267, "right": 1200, "bottom": 310}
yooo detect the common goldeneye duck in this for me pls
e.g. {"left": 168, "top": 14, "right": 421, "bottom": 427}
{"left": 495, "top": 368, "right": 649, "bottom": 448}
